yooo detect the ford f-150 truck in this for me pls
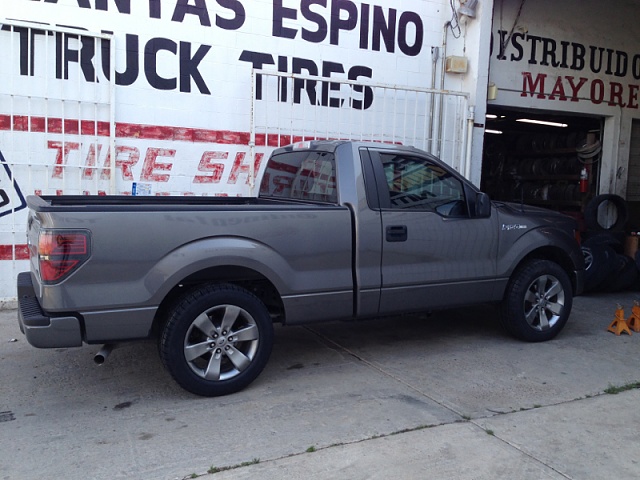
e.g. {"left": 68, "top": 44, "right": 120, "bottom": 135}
{"left": 17, "top": 140, "right": 584, "bottom": 396}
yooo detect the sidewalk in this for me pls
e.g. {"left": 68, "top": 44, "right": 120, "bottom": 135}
{"left": 211, "top": 389, "right": 640, "bottom": 479}
{"left": 1, "top": 290, "right": 640, "bottom": 480}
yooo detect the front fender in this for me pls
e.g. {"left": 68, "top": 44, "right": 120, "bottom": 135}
{"left": 497, "top": 226, "right": 584, "bottom": 279}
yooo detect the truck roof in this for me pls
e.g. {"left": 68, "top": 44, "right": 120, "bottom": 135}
{"left": 272, "top": 140, "right": 424, "bottom": 156}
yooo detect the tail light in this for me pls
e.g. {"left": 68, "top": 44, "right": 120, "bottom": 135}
{"left": 38, "top": 230, "right": 91, "bottom": 283}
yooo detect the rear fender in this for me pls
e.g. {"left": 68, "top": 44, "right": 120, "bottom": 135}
{"left": 145, "top": 236, "right": 293, "bottom": 305}
{"left": 147, "top": 236, "right": 354, "bottom": 324}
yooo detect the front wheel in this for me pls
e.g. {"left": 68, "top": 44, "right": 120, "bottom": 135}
{"left": 501, "top": 259, "right": 573, "bottom": 342}
{"left": 159, "top": 283, "right": 274, "bottom": 396}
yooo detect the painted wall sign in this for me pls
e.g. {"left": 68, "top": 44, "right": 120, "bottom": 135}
{"left": 491, "top": 29, "right": 640, "bottom": 109}
{"left": 8, "top": 0, "right": 424, "bottom": 104}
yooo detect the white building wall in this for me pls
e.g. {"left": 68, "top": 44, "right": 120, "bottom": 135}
{"left": 0, "top": 0, "right": 490, "bottom": 302}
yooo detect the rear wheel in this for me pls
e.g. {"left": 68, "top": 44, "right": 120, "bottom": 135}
{"left": 501, "top": 260, "right": 572, "bottom": 342}
{"left": 159, "top": 283, "right": 274, "bottom": 396}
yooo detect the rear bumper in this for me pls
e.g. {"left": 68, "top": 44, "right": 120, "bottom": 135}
{"left": 17, "top": 272, "right": 82, "bottom": 348}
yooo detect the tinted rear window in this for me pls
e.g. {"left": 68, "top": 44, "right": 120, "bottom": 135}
{"left": 259, "top": 151, "right": 338, "bottom": 203}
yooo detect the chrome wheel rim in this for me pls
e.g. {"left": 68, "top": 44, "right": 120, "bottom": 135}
{"left": 582, "top": 248, "right": 594, "bottom": 270}
{"left": 523, "top": 274, "right": 565, "bottom": 331}
{"left": 183, "top": 304, "right": 260, "bottom": 381}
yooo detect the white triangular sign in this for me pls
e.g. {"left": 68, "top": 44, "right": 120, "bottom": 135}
{"left": 0, "top": 150, "right": 27, "bottom": 218}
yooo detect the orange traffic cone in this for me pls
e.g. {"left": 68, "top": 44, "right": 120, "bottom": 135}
{"left": 627, "top": 301, "right": 640, "bottom": 333}
{"left": 608, "top": 305, "right": 632, "bottom": 336}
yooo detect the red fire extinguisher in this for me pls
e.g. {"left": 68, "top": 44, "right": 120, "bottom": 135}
{"left": 580, "top": 166, "right": 588, "bottom": 193}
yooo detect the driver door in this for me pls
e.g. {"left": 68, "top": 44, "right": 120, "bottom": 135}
{"left": 366, "top": 148, "right": 499, "bottom": 314}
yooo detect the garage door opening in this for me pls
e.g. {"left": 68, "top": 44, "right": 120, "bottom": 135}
{"left": 480, "top": 106, "right": 603, "bottom": 222}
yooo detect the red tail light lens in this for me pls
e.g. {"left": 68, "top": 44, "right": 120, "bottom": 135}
{"left": 38, "top": 230, "right": 91, "bottom": 283}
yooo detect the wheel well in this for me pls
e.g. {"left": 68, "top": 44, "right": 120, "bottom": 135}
{"left": 152, "top": 266, "right": 285, "bottom": 337}
{"left": 519, "top": 246, "right": 578, "bottom": 292}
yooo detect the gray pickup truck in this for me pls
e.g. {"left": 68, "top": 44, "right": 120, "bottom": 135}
{"left": 18, "top": 140, "right": 584, "bottom": 396}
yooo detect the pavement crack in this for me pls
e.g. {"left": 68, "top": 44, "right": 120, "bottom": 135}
{"left": 304, "top": 325, "right": 583, "bottom": 480}
{"left": 303, "top": 326, "right": 467, "bottom": 419}
{"left": 468, "top": 419, "right": 575, "bottom": 480}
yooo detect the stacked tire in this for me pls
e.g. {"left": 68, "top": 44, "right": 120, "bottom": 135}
{"left": 581, "top": 194, "right": 637, "bottom": 293}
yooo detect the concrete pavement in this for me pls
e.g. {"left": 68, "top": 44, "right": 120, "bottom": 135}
{"left": 1, "top": 291, "right": 639, "bottom": 479}
{"left": 212, "top": 390, "right": 640, "bottom": 479}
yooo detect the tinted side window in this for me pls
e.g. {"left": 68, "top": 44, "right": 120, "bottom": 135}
{"left": 259, "top": 151, "right": 337, "bottom": 203}
{"left": 380, "top": 153, "right": 467, "bottom": 216}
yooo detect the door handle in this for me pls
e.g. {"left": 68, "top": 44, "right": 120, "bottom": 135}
{"left": 386, "top": 225, "right": 408, "bottom": 242}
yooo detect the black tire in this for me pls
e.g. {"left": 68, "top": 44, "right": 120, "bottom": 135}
{"left": 582, "top": 244, "right": 618, "bottom": 292}
{"left": 584, "top": 194, "right": 628, "bottom": 232}
{"left": 582, "top": 245, "right": 604, "bottom": 292}
{"left": 600, "top": 254, "right": 639, "bottom": 292}
{"left": 582, "top": 231, "right": 624, "bottom": 253}
{"left": 501, "top": 259, "right": 573, "bottom": 342}
{"left": 159, "top": 283, "right": 274, "bottom": 397}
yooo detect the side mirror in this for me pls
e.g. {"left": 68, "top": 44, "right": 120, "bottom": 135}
{"left": 475, "top": 192, "right": 491, "bottom": 218}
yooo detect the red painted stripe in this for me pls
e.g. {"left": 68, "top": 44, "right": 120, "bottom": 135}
{"left": 0, "top": 115, "right": 112, "bottom": 136}
{"left": 0, "top": 244, "right": 29, "bottom": 261}
{"left": 0, "top": 114, "right": 314, "bottom": 147}
{"left": 0, "top": 116, "right": 351, "bottom": 261}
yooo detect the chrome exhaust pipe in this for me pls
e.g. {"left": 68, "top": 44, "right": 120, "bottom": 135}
{"left": 94, "top": 343, "right": 115, "bottom": 365}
